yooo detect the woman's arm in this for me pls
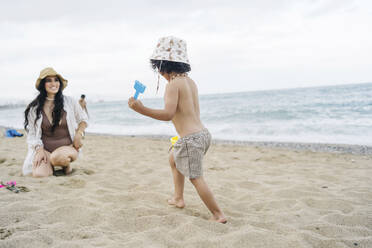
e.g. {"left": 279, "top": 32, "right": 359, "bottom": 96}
{"left": 76, "top": 121, "right": 87, "bottom": 135}
{"left": 69, "top": 97, "right": 88, "bottom": 150}
{"left": 26, "top": 107, "right": 43, "bottom": 150}
{"left": 70, "top": 96, "right": 89, "bottom": 127}
{"left": 25, "top": 108, "right": 48, "bottom": 167}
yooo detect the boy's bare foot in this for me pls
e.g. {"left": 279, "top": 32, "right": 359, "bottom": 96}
{"left": 209, "top": 215, "right": 227, "bottom": 224}
{"left": 167, "top": 198, "right": 185, "bottom": 208}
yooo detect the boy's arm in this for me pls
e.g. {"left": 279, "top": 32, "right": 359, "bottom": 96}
{"left": 128, "top": 83, "right": 178, "bottom": 121}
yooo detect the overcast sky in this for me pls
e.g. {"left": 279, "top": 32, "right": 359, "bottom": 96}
{"left": 0, "top": 0, "right": 371, "bottom": 101}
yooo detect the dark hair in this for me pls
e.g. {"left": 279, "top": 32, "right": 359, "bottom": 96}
{"left": 24, "top": 78, "right": 64, "bottom": 133}
{"left": 81, "top": 94, "right": 85, "bottom": 99}
{"left": 150, "top": 59, "right": 191, "bottom": 74}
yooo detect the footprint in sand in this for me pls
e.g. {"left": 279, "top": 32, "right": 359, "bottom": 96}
{"left": 141, "top": 168, "right": 153, "bottom": 175}
{"left": 324, "top": 213, "right": 372, "bottom": 229}
{"left": 0, "top": 228, "right": 12, "bottom": 240}
{"left": 183, "top": 208, "right": 202, "bottom": 218}
{"left": 209, "top": 167, "right": 228, "bottom": 171}
{"left": 7, "top": 171, "right": 16, "bottom": 176}
{"left": 238, "top": 181, "right": 261, "bottom": 189}
{"left": 302, "top": 198, "right": 354, "bottom": 214}
{"left": 59, "top": 178, "right": 86, "bottom": 189}
{"left": 82, "top": 169, "right": 95, "bottom": 175}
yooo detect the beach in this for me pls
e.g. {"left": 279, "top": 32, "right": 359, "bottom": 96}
{"left": 1, "top": 130, "right": 372, "bottom": 248}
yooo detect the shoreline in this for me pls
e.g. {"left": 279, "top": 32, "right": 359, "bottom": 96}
{"left": 1, "top": 125, "right": 372, "bottom": 156}
{"left": 87, "top": 132, "right": 372, "bottom": 156}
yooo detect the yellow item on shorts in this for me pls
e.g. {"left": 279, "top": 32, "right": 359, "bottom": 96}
{"left": 170, "top": 136, "right": 179, "bottom": 150}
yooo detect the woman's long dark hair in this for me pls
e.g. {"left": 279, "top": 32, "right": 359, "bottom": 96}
{"left": 24, "top": 78, "right": 64, "bottom": 133}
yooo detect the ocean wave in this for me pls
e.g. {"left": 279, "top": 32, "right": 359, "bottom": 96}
{"left": 0, "top": 103, "right": 26, "bottom": 110}
{"left": 1, "top": 83, "right": 372, "bottom": 145}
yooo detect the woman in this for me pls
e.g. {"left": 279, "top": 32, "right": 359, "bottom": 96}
{"left": 23, "top": 67, "right": 88, "bottom": 177}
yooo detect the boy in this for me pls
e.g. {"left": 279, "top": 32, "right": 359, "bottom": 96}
{"left": 128, "top": 36, "right": 226, "bottom": 223}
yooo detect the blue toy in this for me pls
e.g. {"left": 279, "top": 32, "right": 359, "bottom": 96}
{"left": 134, "top": 80, "right": 146, "bottom": 100}
{"left": 5, "top": 129, "right": 23, "bottom": 138}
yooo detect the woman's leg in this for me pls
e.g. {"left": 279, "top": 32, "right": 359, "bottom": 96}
{"left": 50, "top": 145, "right": 78, "bottom": 174}
{"left": 168, "top": 152, "right": 185, "bottom": 208}
{"left": 32, "top": 150, "right": 53, "bottom": 177}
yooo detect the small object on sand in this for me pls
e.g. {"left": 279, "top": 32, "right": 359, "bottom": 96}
{"left": 16, "top": 186, "right": 30, "bottom": 192}
{"left": 0, "top": 181, "right": 21, "bottom": 193}
{"left": 5, "top": 129, "right": 23, "bottom": 138}
{"left": 134, "top": 80, "right": 146, "bottom": 100}
{"left": 0, "top": 181, "right": 29, "bottom": 193}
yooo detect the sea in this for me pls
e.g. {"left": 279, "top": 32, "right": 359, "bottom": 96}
{"left": 1, "top": 83, "right": 372, "bottom": 146}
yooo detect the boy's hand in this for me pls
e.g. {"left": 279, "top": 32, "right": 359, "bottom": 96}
{"left": 128, "top": 97, "right": 144, "bottom": 112}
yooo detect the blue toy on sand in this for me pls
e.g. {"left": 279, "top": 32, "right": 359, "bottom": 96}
{"left": 5, "top": 129, "right": 23, "bottom": 138}
{"left": 133, "top": 80, "right": 146, "bottom": 100}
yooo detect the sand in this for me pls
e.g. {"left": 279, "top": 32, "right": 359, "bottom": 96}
{"left": 1, "top": 130, "right": 372, "bottom": 248}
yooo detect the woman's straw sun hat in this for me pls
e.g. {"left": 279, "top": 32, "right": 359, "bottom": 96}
{"left": 35, "top": 67, "right": 68, "bottom": 90}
